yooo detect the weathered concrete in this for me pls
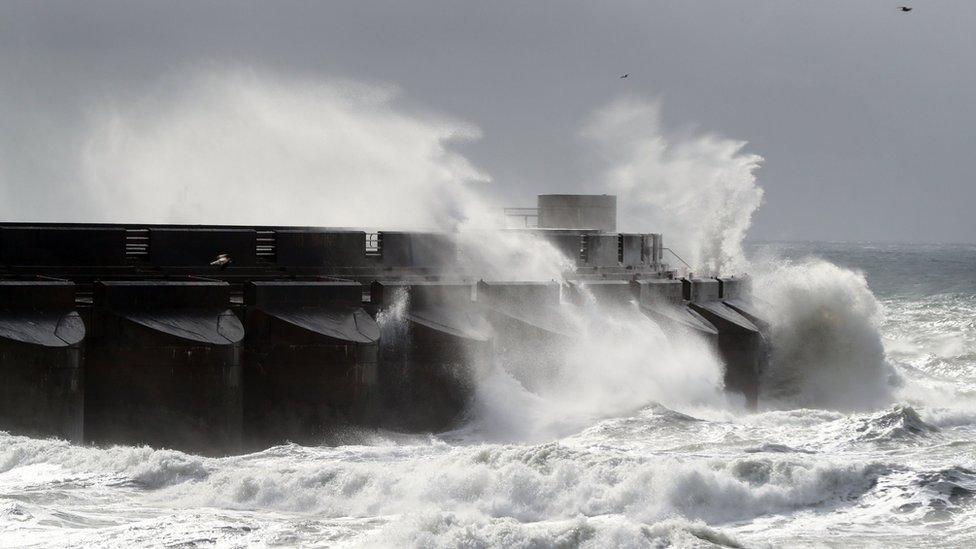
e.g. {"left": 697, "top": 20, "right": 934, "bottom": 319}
{"left": 0, "top": 226, "right": 126, "bottom": 266}
{"left": 685, "top": 277, "right": 762, "bottom": 407}
{"left": 0, "top": 216, "right": 770, "bottom": 449}
{"left": 538, "top": 194, "right": 617, "bottom": 232}
{"left": 633, "top": 279, "right": 719, "bottom": 338}
{"left": 682, "top": 277, "right": 721, "bottom": 302}
{"left": 582, "top": 234, "right": 620, "bottom": 267}
{"left": 0, "top": 281, "right": 85, "bottom": 442}
{"left": 372, "top": 281, "right": 492, "bottom": 431}
{"left": 380, "top": 232, "right": 458, "bottom": 269}
{"left": 620, "top": 234, "right": 644, "bottom": 268}
{"left": 149, "top": 228, "right": 257, "bottom": 267}
{"left": 243, "top": 281, "right": 379, "bottom": 449}
{"left": 275, "top": 230, "right": 367, "bottom": 268}
{"left": 85, "top": 281, "right": 245, "bottom": 455}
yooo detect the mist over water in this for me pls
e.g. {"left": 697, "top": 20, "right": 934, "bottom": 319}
{"left": 2, "top": 71, "right": 975, "bottom": 547}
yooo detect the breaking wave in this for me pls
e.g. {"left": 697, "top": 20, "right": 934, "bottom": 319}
{"left": 753, "top": 258, "right": 898, "bottom": 411}
{"left": 0, "top": 431, "right": 894, "bottom": 547}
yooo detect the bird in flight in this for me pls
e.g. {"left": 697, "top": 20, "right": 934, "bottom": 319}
{"left": 898, "top": 6, "right": 913, "bottom": 12}
{"left": 210, "top": 253, "right": 232, "bottom": 269}
{"left": 620, "top": 73, "right": 629, "bottom": 79}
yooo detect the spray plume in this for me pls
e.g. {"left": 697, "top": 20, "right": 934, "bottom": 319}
{"left": 81, "top": 70, "right": 488, "bottom": 229}
{"left": 582, "top": 98, "right": 764, "bottom": 276}
{"left": 55, "top": 70, "right": 899, "bottom": 423}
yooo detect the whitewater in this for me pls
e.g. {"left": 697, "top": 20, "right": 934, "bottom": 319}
{"left": 2, "top": 73, "right": 974, "bottom": 547}
{"left": 0, "top": 241, "right": 973, "bottom": 548}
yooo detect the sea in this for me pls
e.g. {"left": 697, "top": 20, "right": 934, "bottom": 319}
{"left": 1, "top": 241, "right": 975, "bottom": 548}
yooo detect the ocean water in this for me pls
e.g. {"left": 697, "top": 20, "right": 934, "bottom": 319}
{"left": 2, "top": 242, "right": 975, "bottom": 548}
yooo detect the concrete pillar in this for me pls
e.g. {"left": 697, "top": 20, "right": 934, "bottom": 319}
{"left": 243, "top": 281, "right": 379, "bottom": 449}
{"left": 0, "top": 281, "right": 85, "bottom": 442}
{"left": 85, "top": 281, "right": 245, "bottom": 456}
{"left": 685, "top": 277, "right": 762, "bottom": 408}
{"left": 371, "top": 281, "right": 492, "bottom": 432}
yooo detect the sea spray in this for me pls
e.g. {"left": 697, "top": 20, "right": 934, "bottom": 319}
{"left": 80, "top": 69, "right": 489, "bottom": 228}
{"left": 461, "top": 286, "right": 731, "bottom": 443}
{"left": 39, "top": 68, "right": 906, "bottom": 427}
{"left": 753, "top": 258, "right": 897, "bottom": 411}
{"left": 1, "top": 174, "right": 970, "bottom": 549}
{"left": 581, "top": 97, "right": 764, "bottom": 276}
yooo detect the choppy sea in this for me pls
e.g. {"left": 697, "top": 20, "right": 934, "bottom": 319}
{"left": 2, "top": 241, "right": 975, "bottom": 548}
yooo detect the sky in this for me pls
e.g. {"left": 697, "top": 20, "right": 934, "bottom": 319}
{"left": 1, "top": 1, "right": 974, "bottom": 244}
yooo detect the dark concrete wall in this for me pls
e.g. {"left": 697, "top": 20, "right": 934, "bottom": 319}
{"left": 0, "top": 226, "right": 126, "bottom": 266}
{"left": 683, "top": 278, "right": 721, "bottom": 302}
{"left": 621, "top": 234, "right": 644, "bottom": 268}
{"left": 243, "top": 281, "right": 378, "bottom": 448}
{"left": 633, "top": 279, "right": 684, "bottom": 306}
{"left": 372, "top": 281, "right": 490, "bottom": 432}
{"left": 0, "top": 281, "right": 84, "bottom": 442}
{"left": 149, "top": 228, "right": 257, "bottom": 267}
{"left": 583, "top": 234, "right": 619, "bottom": 267}
{"left": 275, "top": 230, "right": 366, "bottom": 268}
{"left": 0, "top": 344, "right": 83, "bottom": 443}
{"left": 85, "top": 281, "right": 244, "bottom": 456}
{"left": 380, "top": 232, "right": 458, "bottom": 269}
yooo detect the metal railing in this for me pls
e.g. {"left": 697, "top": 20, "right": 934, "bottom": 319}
{"left": 663, "top": 247, "right": 692, "bottom": 275}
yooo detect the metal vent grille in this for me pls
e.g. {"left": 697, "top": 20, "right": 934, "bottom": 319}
{"left": 256, "top": 230, "right": 276, "bottom": 262}
{"left": 365, "top": 233, "right": 382, "bottom": 257}
{"left": 124, "top": 229, "right": 149, "bottom": 261}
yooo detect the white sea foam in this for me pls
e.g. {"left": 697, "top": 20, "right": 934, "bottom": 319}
{"left": 753, "top": 258, "right": 897, "bottom": 411}
{"left": 2, "top": 71, "right": 973, "bottom": 548}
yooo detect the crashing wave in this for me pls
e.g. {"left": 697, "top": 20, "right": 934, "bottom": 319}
{"left": 848, "top": 405, "right": 939, "bottom": 443}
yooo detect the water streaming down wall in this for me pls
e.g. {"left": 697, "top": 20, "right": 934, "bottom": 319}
{"left": 372, "top": 281, "right": 494, "bottom": 431}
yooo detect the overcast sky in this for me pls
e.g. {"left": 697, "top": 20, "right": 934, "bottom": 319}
{"left": 1, "top": 1, "right": 974, "bottom": 243}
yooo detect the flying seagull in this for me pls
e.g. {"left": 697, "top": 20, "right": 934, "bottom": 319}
{"left": 620, "top": 73, "right": 629, "bottom": 79}
{"left": 210, "top": 253, "right": 232, "bottom": 269}
{"left": 898, "top": 6, "right": 913, "bottom": 11}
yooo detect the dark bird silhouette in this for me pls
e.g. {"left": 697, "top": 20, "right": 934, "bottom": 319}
{"left": 898, "top": 6, "right": 913, "bottom": 12}
{"left": 210, "top": 253, "right": 232, "bottom": 269}
{"left": 619, "top": 74, "right": 629, "bottom": 79}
